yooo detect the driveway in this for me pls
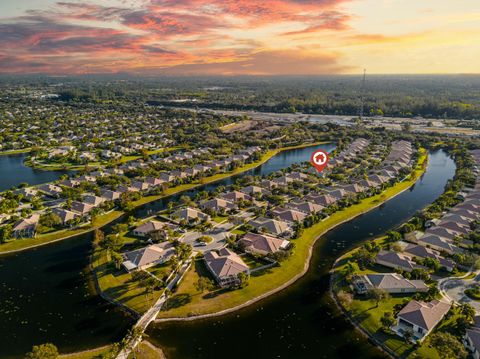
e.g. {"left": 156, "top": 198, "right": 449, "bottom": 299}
{"left": 180, "top": 221, "right": 234, "bottom": 253}
{"left": 439, "top": 271, "right": 480, "bottom": 312}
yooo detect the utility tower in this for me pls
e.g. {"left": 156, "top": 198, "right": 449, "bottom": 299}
{"left": 359, "top": 69, "right": 367, "bottom": 121}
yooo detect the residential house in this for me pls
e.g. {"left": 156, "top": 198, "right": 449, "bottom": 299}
{"left": 83, "top": 195, "right": 105, "bottom": 207}
{"left": 240, "top": 232, "right": 290, "bottom": 255}
{"left": 204, "top": 248, "right": 250, "bottom": 287}
{"left": 391, "top": 300, "right": 451, "bottom": 342}
{"left": 101, "top": 190, "right": 122, "bottom": 201}
{"left": 376, "top": 250, "right": 426, "bottom": 272}
{"left": 353, "top": 273, "right": 428, "bottom": 294}
{"left": 173, "top": 207, "right": 210, "bottom": 223}
{"left": 52, "top": 208, "right": 79, "bottom": 225}
{"left": 271, "top": 208, "right": 307, "bottom": 224}
{"left": 200, "top": 198, "right": 236, "bottom": 213}
{"left": 71, "top": 201, "right": 94, "bottom": 215}
{"left": 248, "top": 217, "right": 291, "bottom": 237}
{"left": 122, "top": 242, "right": 175, "bottom": 272}
{"left": 12, "top": 214, "right": 40, "bottom": 238}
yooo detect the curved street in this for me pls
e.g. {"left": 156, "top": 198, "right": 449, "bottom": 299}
{"left": 439, "top": 270, "right": 480, "bottom": 312}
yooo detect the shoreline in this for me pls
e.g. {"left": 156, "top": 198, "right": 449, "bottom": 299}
{"left": 155, "top": 155, "right": 428, "bottom": 324}
{"left": 0, "top": 142, "right": 329, "bottom": 255}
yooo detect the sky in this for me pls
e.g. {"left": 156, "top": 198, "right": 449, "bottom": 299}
{"left": 0, "top": 0, "right": 479, "bottom": 75}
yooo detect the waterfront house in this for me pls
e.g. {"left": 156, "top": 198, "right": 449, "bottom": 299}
{"left": 14, "top": 187, "right": 38, "bottom": 200}
{"left": 12, "top": 214, "right": 40, "bottom": 238}
{"left": 285, "top": 200, "right": 323, "bottom": 214}
{"left": 417, "top": 234, "right": 462, "bottom": 255}
{"left": 353, "top": 273, "right": 428, "bottom": 294}
{"left": 71, "top": 201, "right": 94, "bottom": 215}
{"left": 271, "top": 208, "right": 307, "bottom": 224}
{"left": 133, "top": 220, "right": 167, "bottom": 238}
{"left": 122, "top": 242, "right": 175, "bottom": 272}
{"left": 204, "top": 248, "right": 250, "bottom": 287}
{"left": 403, "top": 243, "right": 455, "bottom": 271}
{"left": 391, "top": 300, "right": 451, "bottom": 342}
{"left": 375, "top": 250, "right": 426, "bottom": 272}
{"left": 52, "top": 208, "right": 79, "bottom": 225}
{"left": 240, "top": 232, "right": 290, "bottom": 255}
{"left": 248, "top": 217, "right": 291, "bottom": 237}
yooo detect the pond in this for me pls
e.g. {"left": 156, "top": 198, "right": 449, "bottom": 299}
{"left": 0, "top": 154, "right": 69, "bottom": 192}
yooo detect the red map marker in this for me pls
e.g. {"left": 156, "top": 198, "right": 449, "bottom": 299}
{"left": 310, "top": 149, "right": 329, "bottom": 173}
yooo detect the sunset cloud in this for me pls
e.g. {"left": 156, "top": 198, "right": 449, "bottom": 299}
{"left": 0, "top": 0, "right": 478, "bottom": 74}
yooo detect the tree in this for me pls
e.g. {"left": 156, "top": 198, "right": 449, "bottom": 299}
{"left": 460, "top": 303, "right": 476, "bottom": 322}
{"left": 0, "top": 224, "right": 13, "bottom": 243}
{"left": 26, "top": 343, "right": 59, "bottom": 359}
{"left": 429, "top": 332, "right": 467, "bottom": 359}
{"left": 39, "top": 212, "right": 62, "bottom": 228}
{"left": 368, "top": 288, "right": 390, "bottom": 308}
{"left": 194, "top": 277, "right": 215, "bottom": 293}
{"left": 380, "top": 311, "right": 396, "bottom": 331}
{"left": 112, "top": 251, "right": 123, "bottom": 270}
{"left": 237, "top": 272, "right": 249, "bottom": 288}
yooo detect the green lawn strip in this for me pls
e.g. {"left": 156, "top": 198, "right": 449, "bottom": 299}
{"left": 59, "top": 346, "right": 112, "bottom": 359}
{"left": 212, "top": 215, "right": 228, "bottom": 223}
{"left": 0, "top": 148, "right": 31, "bottom": 156}
{"left": 157, "top": 154, "right": 428, "bottom": 319}
{"left": 127, "top": 341, "right": 165, "bottom": 359}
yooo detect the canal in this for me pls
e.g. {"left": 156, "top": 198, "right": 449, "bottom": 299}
{"left": 146, "top": 149, "right": 456, "bottom": 359}
{"left": 0, "top": 154, "right": 69, "bottom": 192}
{"left": 0, "top": 144, "right": 335, "bottom": 358}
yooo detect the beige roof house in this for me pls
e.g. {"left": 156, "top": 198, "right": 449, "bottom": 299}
{"left": 392, "top": 300, "right": 451, "bottom": 342}
{"left": 240, "top": 233, "right": 290, "bottom": 255}
{"left": 12, "top": 214, "right": 40, "bottom": 238}
{"left": 122, "top": 242, "right": 175, "bottom": 271}
{"left": 248, "top": 217, "right": 291, "bottom": 236}
{"left": 204, "top": 248, "right": 249, "bottom": 287}
{"left": 353, "top": 273, "right": 428, "bottom": 294}
{"left": 173, "top": 207, "right": 210, "bottom": 222}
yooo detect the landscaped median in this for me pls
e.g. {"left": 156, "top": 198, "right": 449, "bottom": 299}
{"left": 155, "top": 150, "right": 428, "bottom": 321}
{"left": 0, "top": 142, "right": 328, "bottom": 254}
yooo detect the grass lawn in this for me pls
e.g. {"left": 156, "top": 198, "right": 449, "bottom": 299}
{"left": 212, "top": 215, "right": 228, "bottom": 223}
{"left": 128, "top": 341, "right": 165, "bottom": 359}
{"left": 157, "top": 151, "right": 428, "bottom": 319}
{"left": 0, "top": 148, "right": 31, "bottom": 156}
{"left": 60, "top": 346, "right": 112, "bottom": 359}
{"left": 92, "top": 247, "right": 164, "bottom": 314}
{"left": 147, "top": 262, "right": 173, "bottom": 281}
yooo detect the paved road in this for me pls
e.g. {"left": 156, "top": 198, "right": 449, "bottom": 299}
{"left": 181, "top": 221, "right": 234, "bottom": 252}
{"left": 116, "top": 256, "right": 194, "bottom": 359}
{"left": 439, "top": 270, "right": 480, "bottom": 312}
